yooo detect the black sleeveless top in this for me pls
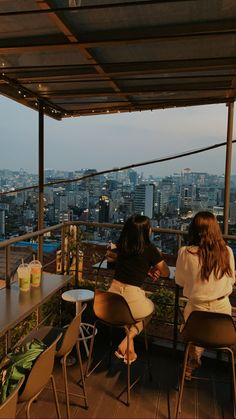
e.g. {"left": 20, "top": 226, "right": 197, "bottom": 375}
{"left": 114, "top": 244, "right": 163, "bottom": 287}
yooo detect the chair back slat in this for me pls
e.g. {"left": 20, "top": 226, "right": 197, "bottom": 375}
{"left": 56, "top": 304, "right": 86, "bottom": 357}
{"left": 0, "top": 378, "right": 23, "bottom": 419}
{"left": 93, "top": 290, "right": 136, "bottom": 326}
{"left": 18, "top": 333, "right": 62, "bottom": 402}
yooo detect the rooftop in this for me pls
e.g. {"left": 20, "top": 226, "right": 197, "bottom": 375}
{"left": 0, "top": 0, "right": 236, "bottom": 119}
{"left": 15, "top": 333, "right": 235, "bottom": 419}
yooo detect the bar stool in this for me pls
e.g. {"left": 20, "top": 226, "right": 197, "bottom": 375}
{"left": 175, "top": 311, "right": 236, "bottom": 419}
{"left": 62, "top": 289, "right": 97, "bottom": 356}
{"left": 86, "top": 289, "right": 152, "bottom": 406}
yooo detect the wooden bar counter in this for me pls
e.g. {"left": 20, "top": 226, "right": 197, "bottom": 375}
{"left": 0, "top": 273, "right": 71, "bottom": 337}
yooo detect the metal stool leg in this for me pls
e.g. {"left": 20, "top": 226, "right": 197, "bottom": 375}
{"left": 85, "top": 321, "right": 98, "bottom": 377}
{"left": 175, "top": 342, "right": 191, "bottom": 419}
{"left": 50, "top": 374, "right": 61, "bottom": 419}
{"left": 226, "top": 347, "right": 236, "bottom": 418}
{"left": 143, "top": 320, "right": 152, "bottom": 381}
{"left": 80, "top": 324, "right": 90, "bottom": 356}
{"left": 76, "top": 341, "right": 88, "bottom": 408}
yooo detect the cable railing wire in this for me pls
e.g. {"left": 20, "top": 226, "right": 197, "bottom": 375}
{"left": 0, "top": 139, "right": 235, "bottom": 196}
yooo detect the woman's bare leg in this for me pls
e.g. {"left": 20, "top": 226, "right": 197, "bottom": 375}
{"left": 117, "top": 330, "right": 137, "bottom": 358}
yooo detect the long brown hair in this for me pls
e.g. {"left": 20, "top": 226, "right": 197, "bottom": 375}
{"left": 188, "top": 211, "right": 232, "bottom": 280}
{"left": 117, "top": 214, "right": 151, "bottom": 256}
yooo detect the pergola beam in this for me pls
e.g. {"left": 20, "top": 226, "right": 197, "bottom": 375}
{"left": 1, "top": 19, "right": 236, "bottom": 53}
{"left": 0, "top": 1, "right": 203, "bottom": 17}
{"left": 3, "top": 58, "right": 236, "bottom": 80}
{"left": 63, "top": 97, "right": 234, "bottom": 117}
{"left": 32, "top": 82, "right": 232, "bottom": 98}
{"left": 35, "top": 0, "right": 129, "bottom": 100}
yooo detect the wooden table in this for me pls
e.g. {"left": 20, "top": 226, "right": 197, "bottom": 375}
{"left": 93, "top": 259, "right": 176, "bottom": 279}
{"left": 0, "top": 273, "right": 71, "bottom": 338}
{"left": 93, "top": 259, "right": 114, "bottom": 270}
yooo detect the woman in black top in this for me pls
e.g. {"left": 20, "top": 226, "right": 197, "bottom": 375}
{"left": 107, "top": 215, "right": 169, "bottom": 363}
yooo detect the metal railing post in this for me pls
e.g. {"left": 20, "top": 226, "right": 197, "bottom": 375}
{"left": 5, "top": 246, "right": 11, "bottom": 289}
{"left": 38, "top": 233, "right": 44, "bottom": 265}
{"left": 75, "top": 225, "right": 79, "bottom": 288}
{"left": 173, "top": 285, "right": 180, "bottom": 352}
{"left": 224, "top": 101, "right": 234, "bottom": 234}
{"left": 173, "top": 233, "right": 183, "bottom": 351}
{"left": 61, "top": 224, "right": 66, "bottom": 275}
{"left": 38, "top": 101, "right": 44, "bottom": 264}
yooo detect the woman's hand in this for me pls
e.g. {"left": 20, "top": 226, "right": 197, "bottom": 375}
{"left": 149, "top": 260, "right": 170, "bottom": 280}
{"left": 106, "top": 249, "right": 117, "bottom": 263}
{"left": 148, "top": 267, "right": 161, "bottom": 281}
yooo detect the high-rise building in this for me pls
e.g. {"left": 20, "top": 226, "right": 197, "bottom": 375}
{"left": 134, "top": 184, "right": 155, "bottom": 218}
{"left": 128, "top": 170, "right": 138, "bottom": 188}
{"left": 98, "top": 195, "right": 110, "bottom": 223}
{"left": 180, "top": 184, "right": 196, "bottom": 209}
{"left": 54, "top": 191, "right": 68, "bottom": 212}
{"left": 230, "top": 202, "right": 236, "bottom": 223}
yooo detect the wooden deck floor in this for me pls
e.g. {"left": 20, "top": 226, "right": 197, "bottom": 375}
{"left": 16, "top": 335, "right": 234, "bottom": 419}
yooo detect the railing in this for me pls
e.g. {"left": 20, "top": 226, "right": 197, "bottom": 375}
{"left": 0, "top": 221, "right": 186, "bottom": 286}
{"left": 0, "top": 220, "right": 235, "bottom": 354}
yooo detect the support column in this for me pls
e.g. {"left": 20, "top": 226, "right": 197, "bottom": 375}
{"left": 38, "top": 102, "right": 44, "bottom": 263}
{"left": 223, "top": 102, "right": 234, "bottom": 235}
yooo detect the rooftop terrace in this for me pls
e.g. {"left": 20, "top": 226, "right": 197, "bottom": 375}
{"left": 0, "top": 2, "right": 236, "bottom": 417}
{"left": 15, "top": 331, "right": 235, "bottom": 419}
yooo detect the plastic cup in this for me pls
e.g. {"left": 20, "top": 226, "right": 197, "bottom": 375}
{"left": 17, "top": 264, "right": 31, "bottom": 292}
{"left": 30, "top": 260, "right": 42, "bottom": 287}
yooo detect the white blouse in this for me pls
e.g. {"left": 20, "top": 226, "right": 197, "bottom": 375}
{"left": 175, "top": 245, "right": 235, "bottom": 303}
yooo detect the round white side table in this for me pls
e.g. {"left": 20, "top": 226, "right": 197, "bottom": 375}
{"left": 62, "top": 289, "right": 97, "bottom": 356}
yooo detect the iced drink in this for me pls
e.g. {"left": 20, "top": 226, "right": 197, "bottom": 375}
{"left": 17, "top": 264, "right": 31, "bottom": 292}
{"left": 30, "top": 260, "right": 42, "bottom": 287}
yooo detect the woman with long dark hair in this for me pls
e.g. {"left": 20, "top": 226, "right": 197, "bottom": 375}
{"left": 107, "top": 214, "right": 169, "bottom": 363}
{"left": 175, "top": 211, "right": 235, "bottom": 377}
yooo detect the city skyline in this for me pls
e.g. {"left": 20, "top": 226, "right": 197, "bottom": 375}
{"left": 1, "top": 166, "right": 235, "bottom": 242}
{"left": 1, "top": 96, "right": 236, "bottom": 177}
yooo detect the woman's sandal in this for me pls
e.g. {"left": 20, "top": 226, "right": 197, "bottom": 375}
{"left": 185, "top": 358, "right": 202, "bottom": 381}
{"left": 114, "top": 348, "right": 125, "bottom": 360}
{"left": 184, "top": 365, "right": 193, "bottom": 381}
{"left": 123, "top": 352, "right": 137, "bottom": 365}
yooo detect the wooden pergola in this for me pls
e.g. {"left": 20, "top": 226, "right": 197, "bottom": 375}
{"left": 0, "top": 0, "right": 235, "bottom": 247}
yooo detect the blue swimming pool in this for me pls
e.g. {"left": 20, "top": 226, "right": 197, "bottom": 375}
{"left": 12, "top": 241, "right": 60, "bottom": 253}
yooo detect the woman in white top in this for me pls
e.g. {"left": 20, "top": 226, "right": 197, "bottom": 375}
{"left": 175, "top": 211, "right": 235, "bottom": 377}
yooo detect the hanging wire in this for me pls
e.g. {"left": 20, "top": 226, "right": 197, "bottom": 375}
{"left": 0, "top": 139, "right": 235, "bottom": 196}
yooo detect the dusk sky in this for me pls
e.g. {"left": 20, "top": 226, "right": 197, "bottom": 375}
{"left": 1, "top": 95, "right": 235, "bottom": 178}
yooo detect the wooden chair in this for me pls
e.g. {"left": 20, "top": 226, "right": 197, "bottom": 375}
{"left": 26, "top": 305, "right": 88, "bottom": 419}
{"left": 86, "top": 289, "right": 152, "bottom": 406}
{"left": 0, "top": 378, "right": 23, "bottom": 419}
{"left": 18, "top": 333, "right": 62, "bottom": 419}
{"left": 175, "top": 311, "right": 236, "bottom": 419}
